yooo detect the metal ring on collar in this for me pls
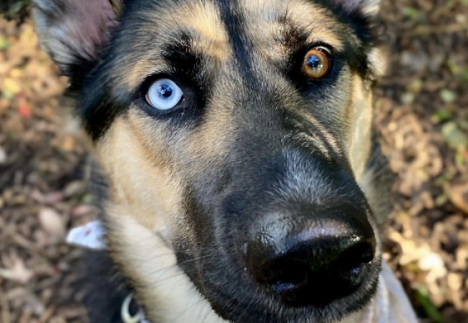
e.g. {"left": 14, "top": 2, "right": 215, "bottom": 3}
{"left": 122, "top": 294, "right": 145, "bottom": 323}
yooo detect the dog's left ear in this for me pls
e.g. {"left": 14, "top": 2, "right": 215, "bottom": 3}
{"left": 32, "top": 0, "right": 123, "bottom": 75}
{"left": 332, "top": 0, "right": 382, "bottom": 17}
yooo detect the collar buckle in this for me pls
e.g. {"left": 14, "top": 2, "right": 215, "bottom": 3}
{"left": 122, "top": 294, "right": 148, "bottom": 323}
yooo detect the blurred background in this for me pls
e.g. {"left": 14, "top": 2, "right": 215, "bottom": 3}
{"left": 0, "top": 0, "right": 467, "bottom": 322}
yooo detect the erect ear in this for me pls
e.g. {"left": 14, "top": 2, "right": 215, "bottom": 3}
{"left": 332, "top": 0, "right": 387, "bottom": 77}
{"left": 332, "top": 0, "right": 382, "bottom": 17}
{"left": 32, "top": 0, "right": 123, "bottom": 75}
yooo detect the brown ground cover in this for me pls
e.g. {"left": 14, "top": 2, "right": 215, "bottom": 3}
{"left": 0, "top": 1, "right": 467, "bottom": 322}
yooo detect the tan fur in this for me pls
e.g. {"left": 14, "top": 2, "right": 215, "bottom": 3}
{"left": 97, "top": 113, "right": 183, "bottom": 237}
{"left": 105, "top": 214, "right": 226, "bottom": 323}
{"left": 124, "top": 1, "right": 230, "bottom": 89}
{"left": 347, "top": 75, "right": 374, "bottom": 181}
{"left": 241, "top": 0, "right": 344, "bottom": 50}
{"left": 183, "top": 84, "right": 236, "bottom": 168}
{"left": 109, "top": 0, "right": 124, "bottom": 15}
{"left": 294, "top": 109, "right": 344, "bottom": 159}
{"left": 235, "top": 0, "right": 345, "bottom": 70}
{"left": 368, "top": 48, "right": 389, "bottom": 79}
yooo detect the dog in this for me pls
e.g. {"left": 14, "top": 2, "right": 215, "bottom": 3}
{"left": 32, "top": 0, "right": 418, "bottom": 322}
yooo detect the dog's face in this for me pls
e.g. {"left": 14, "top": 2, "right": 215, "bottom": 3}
{"left": 35, "top": 0, "right": 387, "bottom": 322}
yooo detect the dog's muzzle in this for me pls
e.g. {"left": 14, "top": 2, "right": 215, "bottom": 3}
{"left": 244, "top": 202, "right": 377, "bottom": 307}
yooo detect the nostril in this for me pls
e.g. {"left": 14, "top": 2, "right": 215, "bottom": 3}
{"left": 266, "top": 261, "right": 310, "bottom": 294}
{"left": 337, "top": 241, "right": 375, "bottom": 288}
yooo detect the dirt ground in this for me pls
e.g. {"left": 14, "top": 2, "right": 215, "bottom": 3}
{"left": 0, "top": 1, "right": 467, "bottom": 323}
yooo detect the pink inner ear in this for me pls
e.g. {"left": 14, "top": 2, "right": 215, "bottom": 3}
{"left": 60, "top": 0, "right": 118, "bottom": 60}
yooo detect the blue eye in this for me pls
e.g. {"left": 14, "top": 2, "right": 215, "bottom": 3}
{"left": 146, "top": 79, "right": 183, "bottom": 110}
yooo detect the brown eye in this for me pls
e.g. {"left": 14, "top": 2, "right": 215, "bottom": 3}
{"left": 303, "top": 49, "right": 332, "bottom": 79}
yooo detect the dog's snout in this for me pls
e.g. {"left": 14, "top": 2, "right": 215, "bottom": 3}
{"left": 245, "top": 206, "right": 376, "bottom": 307}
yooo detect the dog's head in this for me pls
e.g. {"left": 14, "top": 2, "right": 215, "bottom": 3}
{"left": 34, "top": 0, "right": 388, "bottom": 322}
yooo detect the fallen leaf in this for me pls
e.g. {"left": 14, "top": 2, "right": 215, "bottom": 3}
{"left": 9, "top": 68, "right": 23, "bottom": 78}
{"left": 432, "top": 109, "right": 452, "bottom": 123}
{"left": 447, "top": 273, "right": 463, "bottom": 291}
{"left": 38, "top": 208, "right": 66, "bottom": 242}
{"left": 401, "top": 92, "right": 415, "bottom": 104}
{"left": 0, "top": 259, "right": 34, "bottom": 284}
{"left": 442, "top": 122, "right": 468, "bottom": 149}
{"left": 61, "top": 135, "right": 76, "bottom": 152}
{"left": 406, "top": 79, "right": 423, "bottom": 93}
{"left": 0, "top": 145, "right": 6, "bottom": 164}
{"left": 440, "top": 89, "right": 457, "bottom": 104}
{"left": 401, "top": 50, "right": 429, "bottom": 72}
{"left": 71, "top": 204, "right": 95, "bottom": 217}
{"left": 32, "top": 190, "right": 65, "bottom": 204}
{"left": 418, "top": 252, "right": 447, "bottom": 283}
{"left": 403, "top": 6, "right": 420, "bottom": 20}
{"left": 449, "top": 183, "right": 468, "bottom": 214}
{"left": 3, "top": 78, "right": 21, "bottom": 94}
{"left": 18, "top": 105, "right": 31, "bottom": 118}
{"left": 64, "top": 181, "right": 85, "bottom": 197}
{"left": 0, "top": 36, "right": 9, "bottom": 50}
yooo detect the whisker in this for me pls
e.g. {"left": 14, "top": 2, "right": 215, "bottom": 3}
{"left": 135, "top": 244, "right": 214, "bottom": 265}
{"left": 149, "top": 271, "right": 187, "bottom": 286}
{"left": 169, "top": 293, "right": 206, "bottom": 323}
{"left": 145, "top": 253, "right": 214, "bottom": 279}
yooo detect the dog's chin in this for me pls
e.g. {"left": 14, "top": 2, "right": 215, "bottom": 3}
{"left": 197, "top": 257, "right": 382, "bottom": 323}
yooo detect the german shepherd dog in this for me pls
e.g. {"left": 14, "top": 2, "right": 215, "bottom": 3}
{"left": 32, "top": 0, "right": 414, "bottom": 322}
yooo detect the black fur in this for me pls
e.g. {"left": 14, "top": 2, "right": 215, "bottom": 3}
{"left": 83, "top": 251, "right": 129, "bottom": 323}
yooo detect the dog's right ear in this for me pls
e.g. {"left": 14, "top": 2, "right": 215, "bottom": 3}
{"left": 32, "top": 0, "right": 123, "bottom": 75}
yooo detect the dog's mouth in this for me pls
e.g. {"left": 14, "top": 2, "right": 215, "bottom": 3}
{"left": 177, "top": 203, "right": 381, "bottom": 323}
{"left": 187, "top": 247, "right": 381, "bottom": 323}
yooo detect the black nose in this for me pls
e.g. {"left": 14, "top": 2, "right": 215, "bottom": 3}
{"left": 245, "top": 207, "right": 376, "bottom": 307}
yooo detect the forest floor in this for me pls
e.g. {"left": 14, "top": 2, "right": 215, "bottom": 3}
{"left": 0, "top": 1, "right": 467, "bottom": 322}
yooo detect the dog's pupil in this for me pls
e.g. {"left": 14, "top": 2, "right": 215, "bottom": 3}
{"left": 159, "top": 84, "right": 173, "bottom": 98}
{"left": 307, "top": 55, "right": 322, "bottom": 69}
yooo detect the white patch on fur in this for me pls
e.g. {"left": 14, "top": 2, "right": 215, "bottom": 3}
{"left": 336, "top": 0, "right": 381, "bottom": 16}
{"left": 106, "top": 214, "right": 228, "bottom": 323}
{"left": 360, "top": 0, "right": 381, "bottom": 16}
{"left": 368, "top": 48, "right": 388, "bottom": 78}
